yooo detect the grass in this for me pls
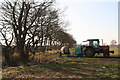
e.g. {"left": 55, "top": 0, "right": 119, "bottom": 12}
{"left": 2, "top": 46, "right": 120, "bottom": 79}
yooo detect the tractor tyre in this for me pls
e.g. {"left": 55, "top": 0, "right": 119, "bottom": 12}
{"left": 103, "top": 52, "right": 110, "bottom": 58}
{"left": 83, "top": 47, "right": 95, "bottom": 58}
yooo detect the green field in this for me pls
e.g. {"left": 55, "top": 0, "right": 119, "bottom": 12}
{"left": 2, "top": 47, "right": 120, "bottom": 79}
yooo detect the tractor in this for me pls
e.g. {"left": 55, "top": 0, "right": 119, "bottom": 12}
{"left": 78, "top": 39, "right": 114, "bottom": 57}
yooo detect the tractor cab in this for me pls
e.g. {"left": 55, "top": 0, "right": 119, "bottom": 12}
{"left": 87, "top": 39, "right": 100, "bottom": 48}
{"left": 84, "top": 39, "right": 100, "bottom": 53}
{"left": 82, "top": 39, "right": 100, "bottom": 48}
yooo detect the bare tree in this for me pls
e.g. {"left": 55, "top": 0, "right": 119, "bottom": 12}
{"left": 0, "top": 23, "right": 15, "bottom": 66}
{"left": 26, "top": 5, "right": 67, "bottom": 52}
{"left": 110, "top": 40, "right": 117, "bottom": 46}
{"left": 0, "top": 0, "right": 55, "bottom": 64}
{"left": 0, "top": 0, "right": 75, "bottom": 65}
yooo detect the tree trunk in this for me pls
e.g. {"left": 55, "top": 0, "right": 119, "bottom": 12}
{"left": 17, "top": 41, "right": 28, "bottom": 65}
{"left": 3, "top": 47, "right": 11, "bottom": 66}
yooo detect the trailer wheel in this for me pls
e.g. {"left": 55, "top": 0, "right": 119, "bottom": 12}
{"left": 83, "top": 47, "right": 95, "bottom": 57}
{"left": 103, "top": 52, "right": 110, "bottom": 58}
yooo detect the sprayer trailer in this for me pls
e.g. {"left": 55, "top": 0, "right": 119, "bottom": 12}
{"left": 81, "top": 39, "right": 114, "bottom": 57}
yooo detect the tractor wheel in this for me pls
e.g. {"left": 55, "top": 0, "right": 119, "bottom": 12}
{"left": 103, "top": 52, "right": 110, "bottom": 58}
{"left": 83, "top": 47, "right": 95, "bottom": 58}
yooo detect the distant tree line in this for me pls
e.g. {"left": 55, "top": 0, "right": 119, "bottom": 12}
{"left": 0, "top": 0, "right": 76, "bottom": 66}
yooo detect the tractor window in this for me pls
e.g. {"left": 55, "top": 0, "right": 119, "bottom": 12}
{"left": 93, "top": 41, "right": 99, "bottom": 48}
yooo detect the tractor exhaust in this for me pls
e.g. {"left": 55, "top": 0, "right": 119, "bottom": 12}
{"left": 102, "top": 39, "right": 103, "bottom": 45}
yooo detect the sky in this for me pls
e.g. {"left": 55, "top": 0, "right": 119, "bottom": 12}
{"left": 56, "top": 0, "right": 118, "bottom": 45}
{"left": 0, "top": 0, "right": 119, "bottom": 45}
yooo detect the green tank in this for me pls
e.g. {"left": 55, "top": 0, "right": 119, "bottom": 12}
{"left": 75, "top": 45, "right": 82, "bottom": 56}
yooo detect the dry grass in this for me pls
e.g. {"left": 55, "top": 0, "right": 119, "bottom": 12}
{"left": 2, "top": 47, "right": 119, "bottom": 79}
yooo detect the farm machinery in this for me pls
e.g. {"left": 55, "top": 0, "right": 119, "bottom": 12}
{"left": 76, "top": 39, "right": 114, "bottom": 57}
